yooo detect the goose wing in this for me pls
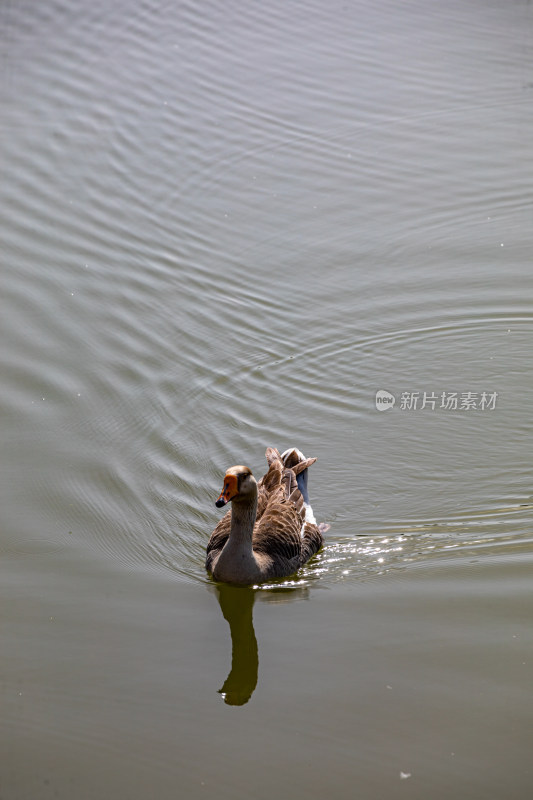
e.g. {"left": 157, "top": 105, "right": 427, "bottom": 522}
{"left": 253, "top": 448, "right": 324, "bottom": 569}
{"left": 205, "top": 507, "right": 232, "bottom": 570}
{"left": 252, "top": 484, "right": 306, "bottom": 563}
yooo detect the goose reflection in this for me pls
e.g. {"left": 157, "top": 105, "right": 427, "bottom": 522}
{"left": 214, "top": 583, "right": 310, "bottom": 706}
{"left": 216, "top": 585, "right": 258, "bottom": 705}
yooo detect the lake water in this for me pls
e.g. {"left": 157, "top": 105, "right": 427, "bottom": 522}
{"left": 2, "top": 0, "right": 533, "bottom": 797}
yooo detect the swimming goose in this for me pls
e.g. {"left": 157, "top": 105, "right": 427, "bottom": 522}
{"left": 206, "top": 447, "right": 327, "bottom": 585}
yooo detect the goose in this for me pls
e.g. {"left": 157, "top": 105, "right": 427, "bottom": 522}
{"left": 206, "top": 447, "right": 328, "bottom": 585}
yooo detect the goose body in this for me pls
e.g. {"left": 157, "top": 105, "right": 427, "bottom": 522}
{"left": 206, "top": 447, "right": 326, "bottom": 585}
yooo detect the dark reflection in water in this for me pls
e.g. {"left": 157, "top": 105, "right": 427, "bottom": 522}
{"left": 214, "top": 583, "right": 310, "bottom": 705}
{"left": 216, "top": 585, "right": 258, "bottom": 706}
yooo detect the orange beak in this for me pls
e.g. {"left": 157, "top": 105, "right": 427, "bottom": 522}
{"left": 215, "top": 473, "right": 239, "bottom": 508}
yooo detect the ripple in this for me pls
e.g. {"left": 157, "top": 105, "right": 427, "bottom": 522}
{"left": 0, "top": 538, "right": 69, "bottom": 558}
{"left": 2, "top": 0, "right": 531, "bottom": 591}
{"left": 304, "top": 501, "right": 533, "bottom": 586}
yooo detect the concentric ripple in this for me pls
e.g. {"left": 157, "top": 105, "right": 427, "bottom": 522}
{"left": 1, "top": 0, "right": 532, "bottom": 588}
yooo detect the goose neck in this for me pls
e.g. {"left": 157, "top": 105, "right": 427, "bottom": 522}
{"left": 229, "top": 493, "right": 258, "bottom": 543}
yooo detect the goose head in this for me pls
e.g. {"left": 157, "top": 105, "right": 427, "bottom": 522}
{"left": 215, "top": 466, "right": 256, "bottom": 508}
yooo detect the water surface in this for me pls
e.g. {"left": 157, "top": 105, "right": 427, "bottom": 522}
{"left": 1, "top": 0, "right": 533, "bottom": 797}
